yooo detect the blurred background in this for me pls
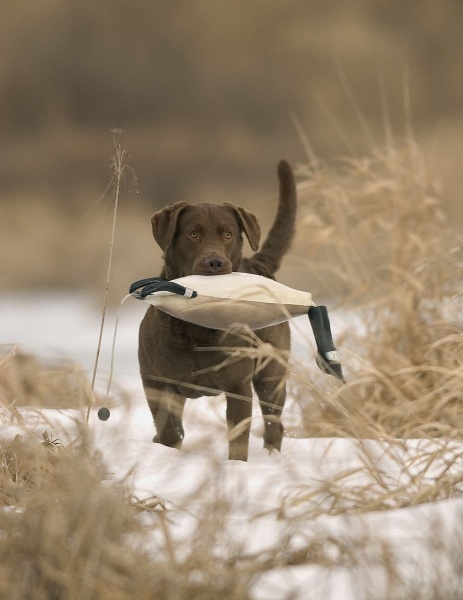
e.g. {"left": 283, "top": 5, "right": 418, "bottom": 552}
{"left": 1, "top": 0, "right": 463, "bottom": 297}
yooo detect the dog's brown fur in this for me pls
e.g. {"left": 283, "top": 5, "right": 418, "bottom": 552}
{"left": 138, "top": 160, "right": 297, "bottom": 461}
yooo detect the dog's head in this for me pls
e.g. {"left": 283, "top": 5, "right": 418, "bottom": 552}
{"left": 151, "top": 202, "right": 261, "bottom": 278}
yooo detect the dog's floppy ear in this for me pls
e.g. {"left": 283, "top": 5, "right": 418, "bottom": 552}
{"left": 224, "top": 204, "right": 261, "bottom": 252}
{"left": 151, "top": 202, "right": 189, "bottom": 252}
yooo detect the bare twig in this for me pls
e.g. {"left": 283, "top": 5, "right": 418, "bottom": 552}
{"left": 88, "top": 131, "right": 136, "bottom": 420}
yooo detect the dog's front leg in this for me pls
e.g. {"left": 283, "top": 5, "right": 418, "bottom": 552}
{"left": 253, "top": 361, "right": 286, "bottom": 453}
{"left": 141, "top": 378, "right": 186, "bottom": 449}
{"left": 225, "top": 384, "right": 253, "bottom": 461}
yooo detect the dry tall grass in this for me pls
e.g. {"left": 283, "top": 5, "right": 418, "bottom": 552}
{"left": 294, "top": 140, "right": 463, "bottom": 439}
{"left": 0, "top": 432, "right": 260, "bottom": 600}
{"left": 2, "top": 138, "right": 463, "bottom": 598}
{"left": 0, "top": 345, "right": 94, "bottom": 410}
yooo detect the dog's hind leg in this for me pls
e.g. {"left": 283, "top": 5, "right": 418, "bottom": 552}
{"left": 252, "top": 323, "right": 289, "bottom": 453}
{"left": 141, "top": 378, "right": 186, "bottom": 449}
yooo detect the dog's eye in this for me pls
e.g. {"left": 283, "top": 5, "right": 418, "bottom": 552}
{"left": 224, "top": 232, "right": 232, "bottom": 239}
{"left": 189, "top": 231, "right": 199, "bottom": 239}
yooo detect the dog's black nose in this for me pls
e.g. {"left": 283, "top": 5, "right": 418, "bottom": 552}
{"left": 203, "top": 256, "right": 225, "bottom": 273}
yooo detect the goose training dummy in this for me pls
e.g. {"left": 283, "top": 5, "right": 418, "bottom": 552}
{"left": 129, "top": 272, "right": 344, "bottom": 381}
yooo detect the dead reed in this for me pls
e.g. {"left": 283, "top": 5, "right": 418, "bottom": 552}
{"left": 294, "top": 139, "right": 463, "bottom": 438}
{"left": 0, "top": 345, "right": 94, "bottom": 410}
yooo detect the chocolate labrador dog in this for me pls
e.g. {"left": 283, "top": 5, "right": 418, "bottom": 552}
{"left": 138, "top": 160, "right": 297, "bottom": 460}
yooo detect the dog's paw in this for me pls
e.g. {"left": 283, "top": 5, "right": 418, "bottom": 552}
{"left": 152, "top": 432, "right": 184, "bottom": 450}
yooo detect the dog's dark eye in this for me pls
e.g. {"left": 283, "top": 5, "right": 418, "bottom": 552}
{"left": 189, "top": 231, "right": 199, "bottom": 239}
{"left": 224, "top": 232, "right": 232, "bottom": 239}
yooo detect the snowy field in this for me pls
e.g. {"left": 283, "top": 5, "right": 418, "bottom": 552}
{"left": 2, "top": 292, "right": 463, "bottom": 599}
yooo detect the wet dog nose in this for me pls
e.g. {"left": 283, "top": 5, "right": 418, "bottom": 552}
{"left": 203, "top": 256, "right": 225, "bottom": 273}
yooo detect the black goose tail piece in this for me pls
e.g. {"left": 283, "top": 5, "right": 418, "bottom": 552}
{"left": 308, "top": 306, "right": 345, "bottom": 383}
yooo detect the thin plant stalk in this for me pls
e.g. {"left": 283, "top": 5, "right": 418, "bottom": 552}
{"left": 88, "top": 132, "right": 128, "bottom": 421}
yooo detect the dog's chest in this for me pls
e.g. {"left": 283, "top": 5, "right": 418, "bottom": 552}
{"left": 155, "top": 310, "right": 248, "bottom": 366}
{"left": 161, "top": 316, "right": 223, "bottom": 349}
{"left": 139, "top": 307, "right": 256, "bottom": 398}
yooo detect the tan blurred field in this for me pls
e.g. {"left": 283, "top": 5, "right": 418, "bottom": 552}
{"left": 1, "top": 1, "right": 463, "bottom": 296}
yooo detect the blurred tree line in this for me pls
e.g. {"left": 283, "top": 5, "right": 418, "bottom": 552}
{"left": 1, "top": 0, "right": 463, "bottom": 208}
{"left": 2, "top": 0, "right": 463, "bottom": 291}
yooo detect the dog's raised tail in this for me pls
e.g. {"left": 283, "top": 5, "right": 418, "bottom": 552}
{"left": 249, "top": 160, "right": 297, "bottom": 276}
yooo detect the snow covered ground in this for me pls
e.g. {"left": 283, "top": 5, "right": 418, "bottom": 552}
{"left": 2, "top": 292, "right": 463, "bottom": 599}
